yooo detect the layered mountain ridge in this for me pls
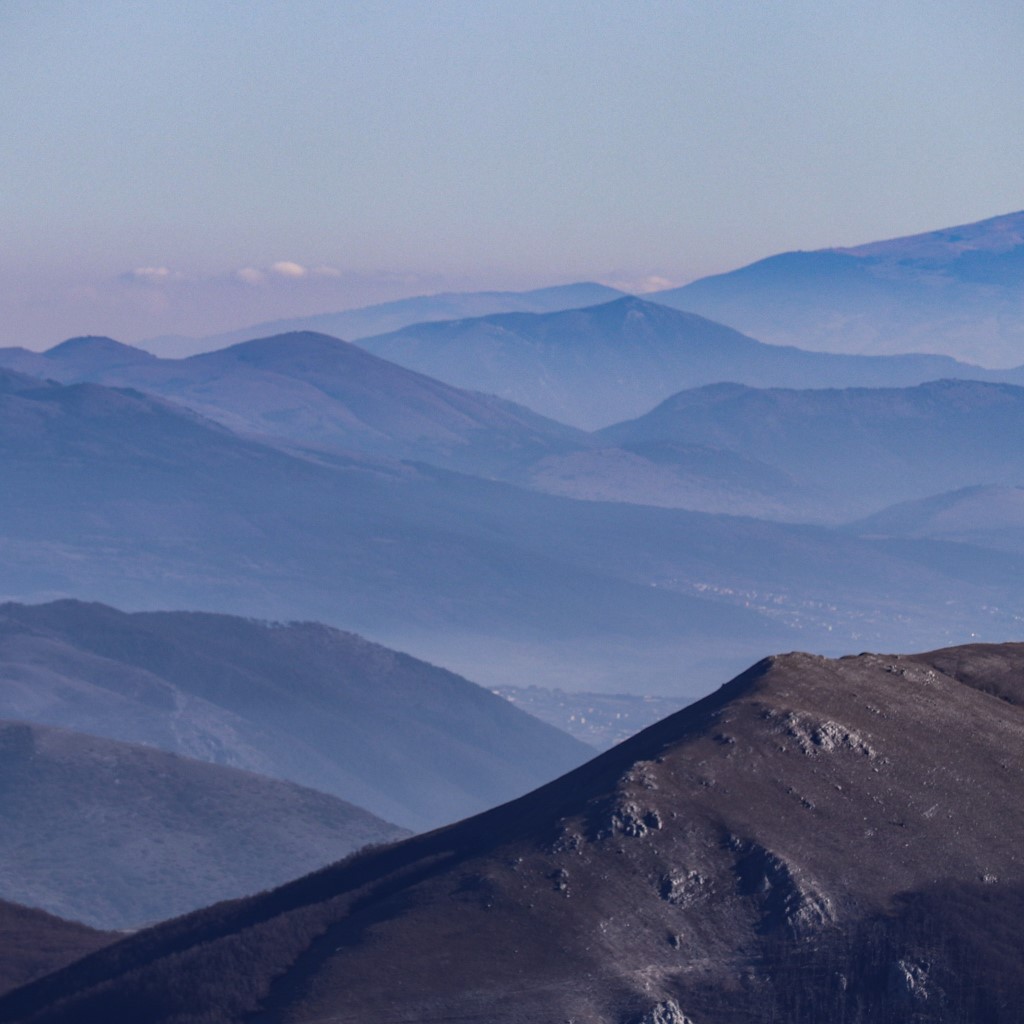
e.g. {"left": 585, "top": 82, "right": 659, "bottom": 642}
{"left": 0, "top": 601, "right": 591, "bottom": 831}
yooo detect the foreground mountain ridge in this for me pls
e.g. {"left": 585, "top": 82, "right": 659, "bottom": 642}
{"left": 5, "top": 641, "right": 1024, "bottom": 1023}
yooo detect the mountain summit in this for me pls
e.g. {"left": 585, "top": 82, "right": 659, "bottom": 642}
{"left": 356, "top": 296, "right": 982, "bottom": 427}
{"left": 6, "top": 641, "right": 1024, "bottom": 1023}
{"left": 653, "top": 210, "right": 1024, "bottom": 366}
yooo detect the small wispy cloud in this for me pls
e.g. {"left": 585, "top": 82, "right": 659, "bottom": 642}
{"left": 269, "top": 260, "right": 308, "bottom": 279}
{"left": 235, "top": 267, "right": 266, "bottom": 286}
{"left": 605, "top": 274, "right": 677, "bottom": 295}
{"left": 122, "top": 266, "right": 184, "bottom": 285}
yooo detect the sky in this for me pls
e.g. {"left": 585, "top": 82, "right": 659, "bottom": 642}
{"left": 2, "top": 0, "right": 1023, "bottom": 348}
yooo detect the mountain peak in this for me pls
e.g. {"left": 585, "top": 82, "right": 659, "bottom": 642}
{"left": 196, "top": 330, "right": 354, "bottom": 363}
{"left": 834, "top": 208, "right": 1024, "bottom": 261}
{"left": 46, "top": 336, "right": 152, "bottom": 360}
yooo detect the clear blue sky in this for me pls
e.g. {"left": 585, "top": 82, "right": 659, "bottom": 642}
{"left": 2, "top": 0, "right": 1022, "bottom": 347}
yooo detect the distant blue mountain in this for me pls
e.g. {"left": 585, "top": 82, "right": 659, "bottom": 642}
{"left": 356, "top": 295, "right": 998, "bottom": 428}
{"left": 650, "top": 210, "right": 1024, "bottom": 366}
{"left": 141, "top": 282, "right": 626, "bottom": 357}
{"left": 600, "top": 378, "right": 1024, "bottom": 517}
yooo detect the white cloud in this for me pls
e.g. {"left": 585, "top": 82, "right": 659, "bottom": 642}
{"left": 635, "top": 275, "right": 675, "bottom": 293}
{"left": 123, "top": 266, "right": 182, "bottom": 285}
{"left": 598, "top": 272, "right": 679, "bottom": 296}
{"left": 235, "top": 267, "right": 266, "bottom": 286}
{"left": 270, "top": 260, "right": 308, "bottom": 279}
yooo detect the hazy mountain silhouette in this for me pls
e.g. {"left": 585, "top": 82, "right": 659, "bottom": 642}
{"left": 653, "top": 209, "right": 1024, "bottom": 366}
{"left": 849, "top": 484, "right": 1024, "bottom": 554}
{"left": 141, "top": 282, "right": 626, "bottom": 357}
{"left": 0, "top": 369, "right": 793, "bottom": 692}
{"left": 523, "top": 439, "right": 816, "bottom": 519}
{"left": 7, "top": 642, "right": 1024, "bottom": 1023}
{"left": 600, "top": 379, "right": 1024, "bottom": 519}
{"left": 3, "top": 371, "right": 1024, "bottom": 693}
{"left": 0, "top": 717, "right": 408, "bottom": 929}
{"left": 355, "top": 295, "right": 993, "bottom": 427}
{"left": 6, "top": 332, "right": 816, "bottom": 517}
{"left": 0, "top": 332, "right": 590, "bottom": 476}
{"left": 0, "top": 901, "right": 111, "bottom": 997}
{"left": 0, "top": 601, "right": 591, "bottom": 831}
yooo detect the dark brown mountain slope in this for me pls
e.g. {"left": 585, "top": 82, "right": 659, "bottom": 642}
{"left": 0, "top": 719, "right": 408, "bottom": 929}
{"left": 5, "top": 642, "right": 1024, "bottom": 1024}
{"left": 0, "top": 902, "right": 112, "bottom": 997}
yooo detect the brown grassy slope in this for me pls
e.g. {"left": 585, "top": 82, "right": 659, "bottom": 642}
{"left": 4, "top": 642, "right": 1024, "bottom": 1023}
{"left": 0, "top": 901, "right": 112, "bottom": 997}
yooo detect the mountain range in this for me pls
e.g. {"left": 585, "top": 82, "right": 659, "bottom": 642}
{"left": 140, "top": 281, "right": 627, "bottom": 357}
{"left": 6, "top": 366, "right": 1024, "bottom": 692}
{"left": 653, "top": 209, "right": 1024, "bottom": 366}
{"left": 9, "top": 368, "right": 1024, "bottom": 694}
{"left": 0, "top": 601, "right": 590, "bottom": 831}
{"left": 6, "top": 330, "right": 588, "bottom": 478}
{"left": 0, "top": 717, "right": 408, "bottom": 929}
{"left": 599, "top": 378, "right": 1024, "bottom": 518}
{"left": 4, "top": 640, "right": 1023, "bottom": 1023}
{"left": 7, "top": 303, "right": 1024, "bottom": 525}
{"left": 354, "top": 295, "right": 997, "bottom": 427}
{"left": 849, "top": 484, "right": 1024, "bottom": 555}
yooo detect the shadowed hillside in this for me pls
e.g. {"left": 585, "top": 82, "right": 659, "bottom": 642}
{"left": 5, "top": 642, "right": 1024, "bottom": 1023}
{"left": 0, "top": 902, "right": 111, "bottom": 997}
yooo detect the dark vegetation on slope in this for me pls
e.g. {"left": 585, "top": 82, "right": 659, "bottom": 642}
{"left": 4, "top": 642, "right": 1024, "bottom": 1023}
{"left": 0, "top": 902, "right": 112, "bottom": 997}
{"left": 0, "top": 718, "right": 409, "bottom": 929}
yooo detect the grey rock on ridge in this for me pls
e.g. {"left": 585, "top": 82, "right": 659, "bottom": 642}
{"left": 5, "top": 641, "right": 1024, "bottom": 1023}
